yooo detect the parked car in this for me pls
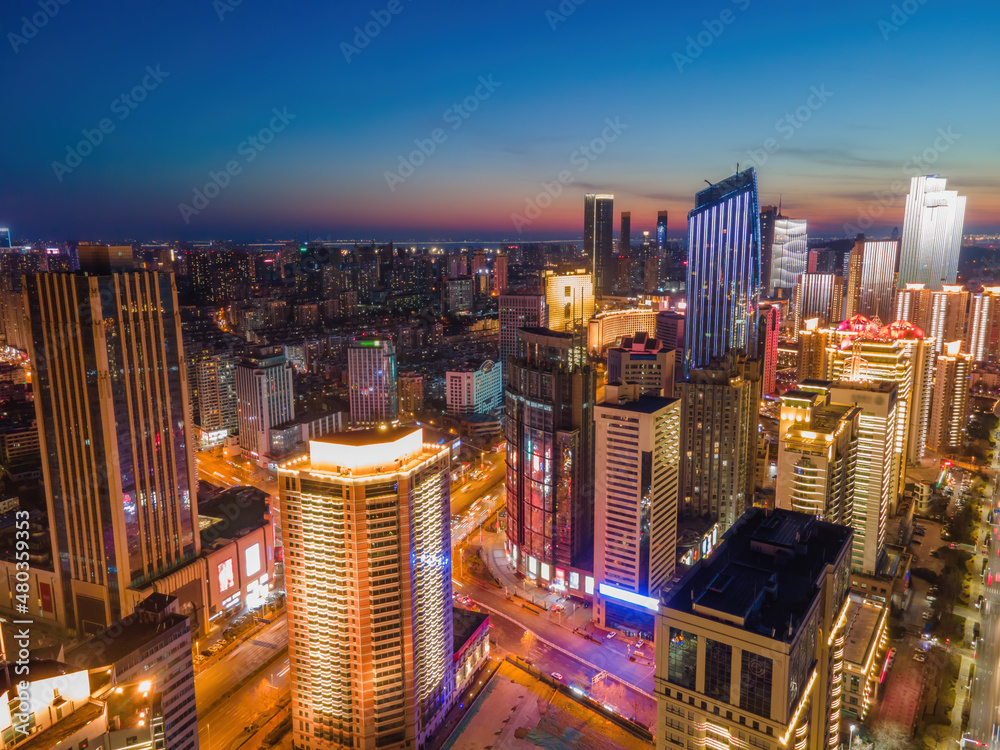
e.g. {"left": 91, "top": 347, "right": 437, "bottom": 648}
{"left": 913, "top": 652, "right": 927, "bottom": 662}
{"left": 551, "top": 672, "right": 564, "bottom": 681}
{"left": 606, "top": 631, "right": 618, "bottom": 640}
{"left": 921, "top": 610, "right": 933, "bottom": 620}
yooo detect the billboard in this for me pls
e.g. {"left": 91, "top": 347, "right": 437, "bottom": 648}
{"left": 218, "top": 558, "right": 235, "bottom": 593}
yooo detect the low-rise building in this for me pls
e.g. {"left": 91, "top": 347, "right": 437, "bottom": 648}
{"left": 840, "top": 594, "right": 889, "bottom": 723}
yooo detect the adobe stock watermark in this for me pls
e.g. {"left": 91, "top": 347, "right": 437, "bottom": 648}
{"left": 843, "top": 126, "right": 960, "bottom": 236}
{"left": 877, "top": 0, "right": 929, "bottom": 40}
{"left": 546, "top": 0, "right": 586, "bottom": 30}
{"left": 746, "top": 85, "right": 833, "bottom": 168}
{"left": 213, "top": 0, "right": 246, "bottom": 21}
{"left": 8, "top": 0, "right": 71, "bottom": 54}
{"left": 341, "top": 0, "right": 411, "bottom": 63}
{"left": 509, "top": 116, "right": 628, "bottom": 232}
{"left": 51, "top": 65, "right": 169, "bottom": 182}
{"left": 178, "top": 107, "right": 296, "bottom": 224}
{"left": 673, "top": 0, "right": 751, "bottom": 73}
{"left": 384, "top": 75, "right": 501, "bottom": 192}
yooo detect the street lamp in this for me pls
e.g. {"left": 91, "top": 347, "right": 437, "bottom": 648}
{"left": 848, "top": 724, "right": 857, "bottom": 750}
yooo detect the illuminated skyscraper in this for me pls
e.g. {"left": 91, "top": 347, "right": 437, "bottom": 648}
{"left": 929, "top": 341, "right": 971, "bottom": 452}
{"left": 826, "top": 380, "right": 897, "bottom": 575}
{"left": 793, "top": 273, "right": 843, "bottom": 339}
{"left": 844, "top": 237, "right": 900, "bottom": 321}
{"left": 498, "top": 293, "right": 547, "bottom": 385}
{"left": 656, "top": 210, "right": 669, "bottom": 257}
{"left": 797, "top": 319, "right": 831, "bottom": 382}
{"left": 348, "top": 335, "right": 398, "bottom": 426}
{"left": 619, "top": 210, "right": 632, "bottom": 294}
{"left": 24, "top": 271, "right": 199, "bottom": 633}
{"left": 759, "top": 204, "right": 778, "bottom": 298}
{"left": 684, "top": 168, "right": 761, "bottom": 377}
{"left": 593, "top": 394, "right": 680, "bottom": 635}
{"left": 776, "top": 389, "right": 860, "bottom": 523}
{"left": 236, "top": 345, "right": 295, "bottom": 460}
{"left": 899, "top": 175, "right": 967, "bottom": 290}
{"left": 584, "top": 193, "right": 615, "bottom": 296}
{"left": 505, "top": 327, "right": 595, "bottom": 582}
{"left": 768, "top": 218, "right": 808, "bottom": 297}
{"left": 606, "top": 333, "right": 675, "bottom": 397}
{"left": 928, "top": 285, "right": 970, "bottom": 358}
{"left": 894, "top": 283, "right": 932, "bottom": 332}
{"left": 279, "top": 427, "right": 453, "bottom": 750}
{"left": 759, "top": 302, "right": 780, "bottom": 395}
{"left": 541, "top": 269, "right": 594, "bottom": 332}
{"left": 965, "top": 287, "right": 1000, "bottom": 363}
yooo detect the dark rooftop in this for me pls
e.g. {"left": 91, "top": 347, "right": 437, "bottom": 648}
{"left": 663, "top": 508, "right": 852, "bottom": 644}
{"left": 519, "top": 326, "right": 574, "bottom": 339}
{"left": 598, "top": 395, "right": 679, "bottom": 415}
{"left": 198, "top": 485, "right": 269, "bottom": 547}
{"left": 66, "top": 607, "right": 190, "bottom": 670}
{"left": 453, "top": 608, "right": 489, "bottom": 655}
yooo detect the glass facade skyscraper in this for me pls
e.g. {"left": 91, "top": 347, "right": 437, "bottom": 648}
{"left": 24, "top": 271, "right": 199, "bottom": 634}
{"left": 584, "top": 193, "right": 614, "bottom": 297}
{"left": 899, "top": 175, "right": 967, "bottom": 290}
{"left": 768, "top": 218, "right": 808, "bottom": 296}
{"left": 684, "top": 168, "right": 762, "bottom": 377}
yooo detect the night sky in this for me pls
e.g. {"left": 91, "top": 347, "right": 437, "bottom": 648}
{"left": 2, "top": 0, "right": 998, "bottom": 242}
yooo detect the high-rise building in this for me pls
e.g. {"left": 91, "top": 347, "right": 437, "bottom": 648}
{"left": 797, "top": 319, "right": 831, "bottom": 382}
{"left": 844, "top": 237, "right": 900, "bottom": 321}
{"left": 347, "top": 335, "right": 398, "bottom": 427}
{"left": 188, "top": 349, "right": 238, "bottom": 443}
{"left": 928, "top": 285, "right": 969, "bottom": 358}
{"left": 541, "top": 269, "right": 594, "bottom": 333}
{"left": 929, "top": 341, "right": 971, "bottom": 452}
{"left": 768, "top": 218, "right": 808, "bottom": 297}
{"left": 494, "top": 253, "right": 508, "bottom": 294}
{"left": 77, "top": 243, "right": 134, "bottom": 272}
{"left": 825, "top": 380, "right": 897, "bottom": 575}
{"left": 606, "top": 332, "right": 675, "bottom": 397}
{"left": 656, "top": 210, "right": 669, "bottom": 258}
{"left": 584, "top": 193, "right": 615, "bottom": 297}
{"left": 655, "top": 508, "right": 853, "bottom": 750}
{"left": 505, "top": 327, "right": 595, "bottom": 580}
{"left": 793, "top": 273, "right": 844, "bottom": 338}
{"left": 444, "top": 276, "right": 474, "bottom": 314}
{"left": 678, "top": 356, "right": 761, "bottom": 532}
{"left": 24, "top": 271, "right": 200, "bottom": 633}
{"left": 399, "top": 372, "right": 424, "bottom": 414}
{"left": 279, "top": 427, "right": 454, "bottom": 750}
{"left": 236, "top": 345, "right": 295, "bottom": 459}
{"left": 619, "top": 210, "right": 632, "bottom": 294}
{"left": 499, "top": 293, "right": 547, "bottom": 384}
{"left": 685, "top": 168, "right": 761, "bottom": 376}
{"left": 586, "top": 307, "right": 661, "bottom": 355}
{"left": 776, "top": 389, "right": 860, "bottom": 523}
{"left": 759, "top": 204, "right": 778, "bottom": 297}
{"left": 899, "top": 175, "right": 967, "bottom": 290}
{"left": 894, "top": 283, "right": 932, "bottom": 332}
{"left": 965, "top": 286, "right": 1000, "bottom": 363}
{"left": 446, "top": 359, "right": 502, "bottom": 414}
{"left": 0, "top": 289, "right": 28, "bottom": 351}
{"left": 759, "top": 302, "right": 780, "bottom": 395}
{"left": 593, "top": 395, "right": 680, "bottom": 635}
{"left": 68, "top": 594, "right": 199, "bottom": 750}
{"left": 655, "top": 310, "right": 685, "bottom": 354}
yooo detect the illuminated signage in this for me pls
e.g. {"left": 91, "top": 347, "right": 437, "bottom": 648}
{"left": 245, "top": 543, "right": 261, "bottom": 577}
{"left": 598, "top": 582, "right": 659, "bottom": 612}
{"left": 218, "top": 558, "right": 235, "bottom": 593}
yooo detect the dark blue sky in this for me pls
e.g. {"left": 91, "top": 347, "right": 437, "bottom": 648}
{"left": 2, "top": 0, "right": 997, "bottom": 242}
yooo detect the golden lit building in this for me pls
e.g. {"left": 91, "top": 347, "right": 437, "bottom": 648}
{"left": 542, "top": 269, "right": 595, "bottom": 333}
{"left": 279, "top": 427, "right": 453, "bottom": 750}
{"left": 928, "top": 341, "right": 971, "bottom": 452}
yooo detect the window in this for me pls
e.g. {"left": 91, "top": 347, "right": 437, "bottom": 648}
{"left": 667, "top": 628, "right": 697, "bottom": 690}
{"left": 704, "top": 639, "right": 732, "bottom": 704}
{"left": 740, "top": 651, "right": 773, "bottom": 719}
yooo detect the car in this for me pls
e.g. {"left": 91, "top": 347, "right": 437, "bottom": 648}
{"left": 990, "top": 574, "right": 994, "bottom": 586}
{"left": 551, "top": 672, "right": 564, "bottom": 681}
{"left": 922, "top": 610, "right": 933, "bottom": 620}
{"left": 913, "top": 652, "right": 927, "bottom": 662}
{"left": 636, "top": 639, "right": 644, "bottom": 649}
{"left": 914, "top": 529, "right": 925, "bottom": 536}
{"left": 606, "top": 631, "right": 618, "bottom": 640}
{"left": 912, "top": 539, "right": 921, "bottom": 545}
{"left": 926, "top": 594, "right": 937, "bottom": 603}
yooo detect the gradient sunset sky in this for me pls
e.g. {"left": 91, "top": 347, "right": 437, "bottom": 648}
{"left": 2, "top": 0, "right": 997, "bottom": 242}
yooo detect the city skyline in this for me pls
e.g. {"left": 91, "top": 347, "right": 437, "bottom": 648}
{"left": 1, "top": 2, "right": 998, "bottom": 240}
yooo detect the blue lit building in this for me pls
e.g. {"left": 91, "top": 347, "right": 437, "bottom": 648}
{"left": 684, "top": 168, "right": 762, "bottom": 377}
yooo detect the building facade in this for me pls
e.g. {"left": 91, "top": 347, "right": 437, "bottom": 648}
{"left": 279, "top": 427, "right": 454, "bottom": 750}
{"left": 607, "top": 333, "right": 675, "bottom": 397}
{"left": 769, "top": 218, "right": 808, "bottom": 296}
{"left": 499, "top": 293, "right": 547, "bottom": 385}
{"left": 793, "top": 274, "right": 843, "bottom": 339}
{"left": 844, "top": 237, "right": 900, "bottom": 322}
{"left": 587, "top": 307, "right": 661, "bottom": 355}
{"left": 542, "top": 269, "right": 594, "bottom": 333}
{"left": 898, "top": 175, "right": 967, "bottom": 290}
{"left": 446, "top": 359, "right": 502, "bottom": 415}
{"left": 236, "top": 345, "right": 295, "bottom": 460}
{"left": 347, "top": 336, "right": 398, "bottom": 427}
{"left": 585, "top": 193, "right": 615, "bottom": 297}
{"left": 928, "top": 341, "right": 971, "bottom": 452}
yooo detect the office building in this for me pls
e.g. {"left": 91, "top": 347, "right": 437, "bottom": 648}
{"left": 0, "top": 289, "right": 28, "bottom": 351}
{"left": 656, "top": 210, "right": 669, "bottom": 258}
{"left": 899, "top": 175, "right": 967, "bottom": 290}
{"left": 775, "top": 389, "right": 860, "bottom": 523}
{"left": 494, "top": 253, "right": 508, "bottom": 293}
{"left": 236, "top": 345, "right": 295, "bottom": 459}
{"left": 444, "top": 276, "right": 474, "bottom": 314}
{"left": 606, "top": 333, "right": 675, "bottom": 397}
{"left": 759, "top": 205, "right": 778, "bottom": 297}
{"left": 585, "top": 193, "right": 615, "bottom": 296}
{"left": 68, "top": 594, "right": 199, "bottom": 750}
{"left": 655, "top": 508, "right": 853, "bottom": 750}
{"left": 768, "top": 218, "right": 808, "bottom": 297}
{"left": 542, "top": 269, "right": 594, "bottom": 333}
{"left": 188, "top": 349, "right": 238, "bottom": 444}
{"left": 620, "top": 210, "right": 632, "bottom": 294}
{"left": 77, "top": 243, "right": 134, "bottom": 272}
{"left": 839, "top": 595, "right": 889, "bottom": 723}
{"left": 679, "top": 357, "right": 761, "bottom": 532}
{"left": 348, "top": 335, "right": 398, "bottom": 427}
{"left": 593, "top": 395, "right": 680, "bottom": 636}
{"left": 656, "top": 310, "right": 685, "bottom": 354}
{"left": 797, "top": 320, "right": 831, "bottom": 383}
{"left": 927, "top": 285, "right": 969, "bottom": 357}
{"left": 760, "top": 302, "right": 780, "bottom": 396}
{"left": 844, "top": 237, "right": 900, "bottom": 321}
{"left": 826, "top": 380, "right": 898, "bottom": 575}
{"left": 894, "top": 283, "right": 932, "bottom": 333}
{"left": 505, "top": 327, "right": 596, "bottom": 581}
{"left": 499, "top": 293, "right": 547, "bottom": 385}
{"left": 24, "top": 271, "right": 199, "bottom": 634}
{"left": 279, "top": 427, "right": 454, "bottom": 750}
{"left": 446, "top": 359, "right": 502, "bottom": 415}
{"left": 685, "top": 168, "right": 761, "bottom": 376}
{"left": 399, "top": 372, "right": 424, "bottom": 414}
{"left": 928, "top": 341, "right": 971, "bottom": 452}
{"left": 793, "top": 273, "right": 844, "bottom": 339}
{"left": 587, "top": 307, "right": 661, "bottom": 355}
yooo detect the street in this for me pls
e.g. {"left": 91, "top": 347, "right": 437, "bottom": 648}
{"left": 968, "top": 475, "right": 1000, "bottom": 747}
{"left": 196, "top": 446, "right": 278, "bottom": 496}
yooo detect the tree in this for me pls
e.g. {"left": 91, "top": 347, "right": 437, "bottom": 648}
{"left": 870, "top": 722, "right": 912, "bottom": 750}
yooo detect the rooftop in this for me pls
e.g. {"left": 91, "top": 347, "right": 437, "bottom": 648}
{"left": 597, "top": 395, "right": 679, "bottom": 415}
{"left": 842, "top": 595, "right": 886, "bottom": 668}
{"left": 663, "top": 508, "right": 852, "bottom": 644}
{"left": 18, "top": 700, "right": 103, "bottom": 750}
{"left": 66, "top": 600, "right": 190, "bottom": 670}
{"left": 453, "top": 608, "right": 490, "bottom": 655}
